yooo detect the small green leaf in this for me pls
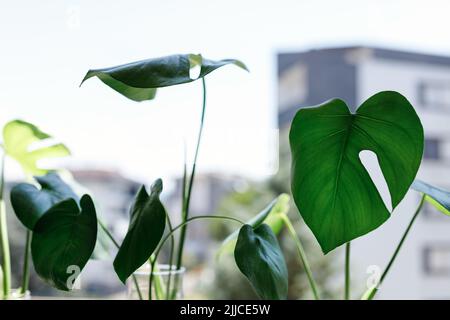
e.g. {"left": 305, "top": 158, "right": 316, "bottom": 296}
{"left": 217, "top": 194, "right": 290, "bottom": 259}
{"left": 113, "top": 179, "right": 167, "bottom": 283}
{"left": 411, "top": 180, "right": 450, "bottom": 216}
{"left": 10, "top": 172, "right": 78, "bottom": 230}
{"left": 31, "top": 195, "right": 98, "bottom": 291}
{"left": 81, "top": 54, "right": 248, "bottom": 102}
{"left": 290, "top": 91, "right": 424, "bottom": 253}
{"left": 234, "top": 224, "right": 288, "bottom": 300}
{"left": 3, "top": 120, "right": 70, "bottom": 176}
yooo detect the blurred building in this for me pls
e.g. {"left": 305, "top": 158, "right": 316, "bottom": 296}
{"left": 278, "top": 46, "right": 450, "bottom": 299}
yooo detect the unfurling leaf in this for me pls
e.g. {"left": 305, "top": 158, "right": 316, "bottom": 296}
{"left": 31, "top": 195, "right": 98, "bottom": 291}
{"left": 3, "top": 120, "right": 70, "bottom": 175}
{"left": 412, "top": 180, "right": 450, "bottom": 216}
{"left": 290, "top": 91, "right": 423, "bottom": 253}
{"left": 10, "top": 172, "right": 78, "bottom": 230}
{"left": 234, "top": 224, "right": 288, "bottom": 300}
{"left": 114, "top": 179, "right": 167, "bottom": 283}
{"left": 81, "top": 54, "right": 248, "bottom": 102}
{"left": 217, "top": 194, "right": 290, "bottom": 259}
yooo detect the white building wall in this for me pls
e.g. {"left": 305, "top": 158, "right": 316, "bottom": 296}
{"left": 351, "top": 57, "right": 450, "bottom": 299}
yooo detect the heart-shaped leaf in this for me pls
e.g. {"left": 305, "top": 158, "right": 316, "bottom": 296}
{"left": 10, "top": 172, "right": 79, "bottom": 230}
{"left": 411, "top": 180, "right": 450, "bottom": 216}
{"left": 290, "top": 91, "right": 423, "bottom": 253}
{"left": 114, "top": 179, "right": 167, "bottom": 283}
{"left": 81, "top": 54, "right": 248, "bottom": 102}
{"left": 3, "top": 120, "right": 70, "bottom": 176}
{"left": 234, "top": 224, "right": 288, "bottom": 300}
{"left": 217, "top": 194, "right": 290, "bottom": 259}
{"left": 31, "top": 194, "right": 98, "bottom": 291}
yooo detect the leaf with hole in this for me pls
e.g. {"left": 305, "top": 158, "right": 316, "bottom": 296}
{"left": 3, "top": 120, "right": 70, "bottom": 176}
{"left": 10, "top": 172, "right": 79, "bottom": 230}
{"left": 411, "top": 180, "right": 450, "bottom": 216}
{"left": 217, "top": 194, "right": 290, "bottom": 259}
{"left": 289, "top": 91, "right": 423, "bottom": 253}
{"left": 31, "top": 195, "right": 98, "bottom": 291}
{"left": 234, "top": 224, "right": 288, "bottom": 300}
{"left": 81, "top": 54, "right": 248, "bottom": 102}
{"left": 114, "top": 179, "right": 167, "bottom": 283}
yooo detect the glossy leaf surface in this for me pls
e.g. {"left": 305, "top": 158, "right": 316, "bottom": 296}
{"left": 217, "top": 194, "right": 289, "bottom": 259}
{"left": 114, "top": 179, "right": 167, "bottom": 283}
{"left": 10, "top": 173, "right": 78, "bottom": 230}
{"left": 290, "top": 91, "right": 423, "bottom": 253}
{"left": 234, "top": 224, "right": 288, "bottom": 300}
{"left": 32, "top": 195, "right": 97, "bottom": 291}
{"left": 81, "top": 54, "right": 248, "bottom": 102}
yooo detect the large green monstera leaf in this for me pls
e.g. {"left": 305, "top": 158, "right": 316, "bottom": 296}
{"left": 290, "top": 91, "right": 423, "bottom": 253}
{"left": 114, "top": 179, "right": 167, "bottom": 283}
{"left": 81, "top": 54, "right": 248, "bottom": 102}
{"left": 3, "top": 120, "right": 70, "bottom": 176}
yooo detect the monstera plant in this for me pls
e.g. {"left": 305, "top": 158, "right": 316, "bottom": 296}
{"left": 287, "top": 91, "right": 450, "bottom": 300}
{"left": 81, "top": 53, "right": 258, "bottom": 299}
{"left": 0, "top": 120, "right": 98, "bottom": 299}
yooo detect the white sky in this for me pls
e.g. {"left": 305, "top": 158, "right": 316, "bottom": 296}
{"left": 2, "top": 0, "right": 450, "bottom": 184}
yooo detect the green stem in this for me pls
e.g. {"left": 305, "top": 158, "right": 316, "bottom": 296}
{"left": 0, "top": 154, "right": 11, "bottom": 299}
{"left": 345, "top": 242, "right": 351, "bottom": 300}
{"left": 20, "top": 230, "right": 31, "bottom": 295}
{"left": 98, "top": 220, "right": 143, "bottom": 300}
{"left": 280, "top": 214, "right": 320, "bottom": 300}
{"left": 165, "top": 217, "right": 175, "bottom": 300}
{"left": 176, "top": 78, "right": 207, "bottom": 270}
{"left": 150, "top": 214, "right": 244, "bottom": 300}
{"left": 367, "top": 194, "right": 426, "bottom": 300}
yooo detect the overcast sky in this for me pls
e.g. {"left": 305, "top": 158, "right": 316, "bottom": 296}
{"left": 2, "top": 0, "right": 450, "bottom": 184}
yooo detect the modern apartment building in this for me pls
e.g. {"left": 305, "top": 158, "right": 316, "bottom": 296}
{"left": 278, "top": 46, "right": 450, "bottom": 299}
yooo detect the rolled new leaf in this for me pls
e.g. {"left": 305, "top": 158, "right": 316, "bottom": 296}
{"left": 32, "top": 195, "right": 98, "bottom": 291}
{"left": 10, "top": 172, "right": 79, "bottom": 230}
{"left": 217, "top": 194, "right": 289, "bottom": 259}
{"left": 3, "top": 120, "right": 70, "bottom": 176}
{"left": 234, "top": 224, "right": 288, "bottom": 300}
{"left": 411, "top": 180, "right": 450, "bottom": 216}
{"left": 113, "top": 179, "right": 167, "bottom": 283}
{"left": 81, "top": 54, "right": 248, "bottom": 102}
{"left": 289, "top": 91, "right": 424, "bottom": 253}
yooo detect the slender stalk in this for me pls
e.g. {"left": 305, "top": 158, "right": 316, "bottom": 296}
{"left": 0, "top": 154, "right": 11, "bottom": 299}
{"left": 98, "top": 220, "right": 143, "bottom": 300}
{"left": 280, "top": 214, "right": 320, "bottom": 300}
{"left": 20, "top": 230, "right": 31, "bottom": 295}
{"left": 345, "top": 242, "right": 351, "bottom": 300}
{"left": 165, "top": 217, "right": 175, "bottom": 300}
{"left": 149, "top": 214, "right": 244, "bottom": 300}
{"left": 367, "top": 194, "right": 426, "bottom": 300}
{"left": 176, "top": 78, "right": 207, "bottom": 270}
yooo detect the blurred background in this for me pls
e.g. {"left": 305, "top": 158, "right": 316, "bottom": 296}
{"left": 2, "top": 0, "right": 450, "bottom": 299}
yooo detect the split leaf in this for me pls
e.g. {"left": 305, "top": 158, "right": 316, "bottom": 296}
{"left": 289, "top": 91, "right": 423, "bottom": 253}
{"left": 3, "top": 120, "right": 70, "bottom": 176}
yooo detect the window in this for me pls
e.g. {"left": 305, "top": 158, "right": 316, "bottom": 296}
{"left": 424, "top": 138, "right": 441, "bottom": 160}
{"left": 419, "top": 81, "right": 450, "bottom": 110}
{"left": 278, "top": 62, "right": 308, "bottom": 111}
{"left": 423, "top": 245, "right": 450, "bottom": 276}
